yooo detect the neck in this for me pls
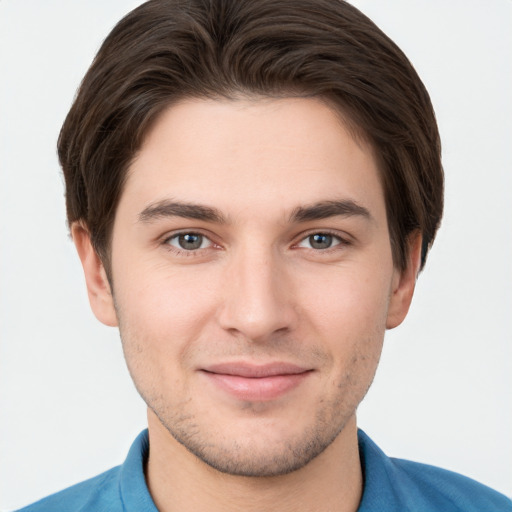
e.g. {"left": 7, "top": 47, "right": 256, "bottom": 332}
{"left": 145, "top": 410, "right": 363, "bottom": 512}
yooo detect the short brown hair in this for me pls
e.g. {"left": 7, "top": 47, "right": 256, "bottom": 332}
{"left": 58, "top": 0, "right": 443, "bottom": 272}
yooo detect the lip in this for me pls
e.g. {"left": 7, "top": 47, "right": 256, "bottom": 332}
{"left": 200, "top": 362, "right": 312, "bottom": 401}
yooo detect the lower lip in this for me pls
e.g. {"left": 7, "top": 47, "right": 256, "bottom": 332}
{"left": 201, "top": 371, "right": 311, "bottom": 401}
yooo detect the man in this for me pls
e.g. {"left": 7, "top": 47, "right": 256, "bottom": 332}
{"left": 15, "top": 0, "right": 511, "bottom": 510}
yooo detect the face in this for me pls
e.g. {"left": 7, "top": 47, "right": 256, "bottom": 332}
{"left": 77, "top": 97, "right": 418, "bottom": 477}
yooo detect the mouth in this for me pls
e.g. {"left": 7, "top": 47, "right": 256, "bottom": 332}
{"left": 200, "top": 362, "right": 313, "bottom": 401}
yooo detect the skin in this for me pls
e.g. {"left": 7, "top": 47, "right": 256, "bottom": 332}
{"left": 73, "top": 97, "right": 421, "bottom": 512}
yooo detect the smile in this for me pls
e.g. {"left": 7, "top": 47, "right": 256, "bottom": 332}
{"left": 200, "top": 362, "right": 313, "bottom": 401}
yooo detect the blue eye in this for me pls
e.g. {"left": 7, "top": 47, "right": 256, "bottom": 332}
{"left": 167, "top": 233, "right": 210, "bottom": 251}
{"left": 298, "top": 233, "right": 342, "bottom": 250}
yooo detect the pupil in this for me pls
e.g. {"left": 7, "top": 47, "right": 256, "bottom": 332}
{"left": 310, "top": 233, "right": 332, "bottom": 249}
{"left": 179, "top": 233, "right": 202, "bottom": 250}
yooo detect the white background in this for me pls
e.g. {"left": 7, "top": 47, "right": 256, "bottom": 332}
{"left": 1, "top": 1, "right": 511, "bottom": 509}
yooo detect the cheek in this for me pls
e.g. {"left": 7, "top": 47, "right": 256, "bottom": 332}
{"left": 299, "top": 263, "right": 392, "bottom": 334}
{"left": 112, "top": 256, "right": 220, "bottom": 361}
{"left": 296, "top": 262, "right": 392, "bottom": 391}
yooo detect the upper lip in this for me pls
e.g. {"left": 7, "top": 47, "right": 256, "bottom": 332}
{"left": 201, "top": 362, "right": 311, "bottom": 378}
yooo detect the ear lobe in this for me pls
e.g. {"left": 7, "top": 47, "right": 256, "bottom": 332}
{"left": 71, "top": 222, "right": 118, "bottom": 327}
{"left": 386, "top": 232, "right": 422, "bottom": 330}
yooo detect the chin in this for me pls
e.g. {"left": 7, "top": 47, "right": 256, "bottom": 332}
{"left": 153, "top": 402, "right": 351, "bottom": 477}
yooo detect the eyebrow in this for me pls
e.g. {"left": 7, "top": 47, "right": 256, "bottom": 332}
{"left": 139, "top": 200, "right": 226, "bottom": 224}
{"left": 289, "top": 200, "right": 372, "bottom": 223}
{"left": 138, "top": 198, "right": 372, "bottom": 225}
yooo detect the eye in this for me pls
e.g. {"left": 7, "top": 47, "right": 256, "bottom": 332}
{"left": 297, "top": 232, "right": 342, "bottom": 250}
{"left": 166, "top": 232, "right": 212, "bottom": 251}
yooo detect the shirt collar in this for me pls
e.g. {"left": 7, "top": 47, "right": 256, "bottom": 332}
{"left": 119, "top": 429, "right": 158, "bottom": 511}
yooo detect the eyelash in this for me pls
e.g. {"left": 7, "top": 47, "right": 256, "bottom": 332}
{"left": 161, "top": 230, "right": 350, "bottom": 257}
{"left": 294, "top": 230, "right": 349, "bottom": 252}
{"left": 162, "top": 231, "right": 217, "bottom": 257}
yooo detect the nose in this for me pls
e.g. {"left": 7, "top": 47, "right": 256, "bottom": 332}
{"left": 217, "top": 245, "right": 298, "bottom": 342}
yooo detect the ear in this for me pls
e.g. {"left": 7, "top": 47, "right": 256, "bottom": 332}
{"left": 386, "top": 232, "right": 423, "bottom": 329}
{"left": 71, "top": 222, "right": 118, "bottom": 327}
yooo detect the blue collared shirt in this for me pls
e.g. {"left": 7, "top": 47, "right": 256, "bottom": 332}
{"left": 17, "top": 429, "right": 512, "bottom": 511}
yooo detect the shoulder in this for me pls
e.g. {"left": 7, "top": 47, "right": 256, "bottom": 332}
{"left": 15, "top": 430, "right": 156, "bottom": 512}
{"left": 389, "top": 457, "right": 512, "bottom": 512}
{"left": 15, "top": 466, "right": 123, "bottom": 512}
{"left": 357, "top": 429, "right": 512, "bottom": 512}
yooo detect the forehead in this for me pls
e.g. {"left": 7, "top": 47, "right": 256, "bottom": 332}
{"left": 119, "top": 97, "right": 385, "bottom": 225}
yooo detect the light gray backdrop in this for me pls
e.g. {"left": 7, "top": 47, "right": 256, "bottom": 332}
{"left": 1, "top": 1, "right": 511, "bottom": 509}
